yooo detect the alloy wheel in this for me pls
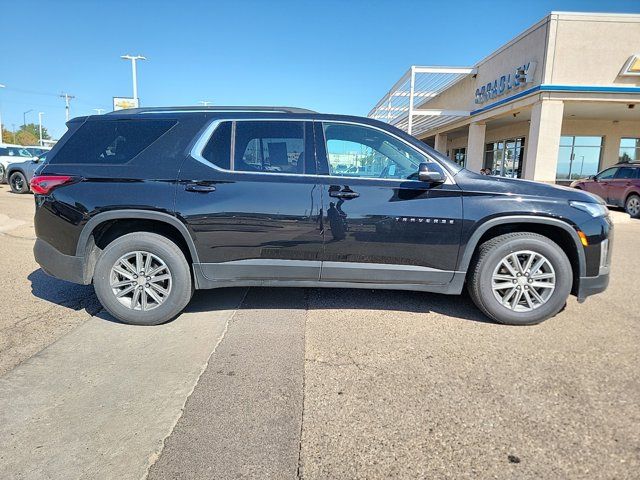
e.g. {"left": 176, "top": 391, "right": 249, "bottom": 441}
{"left": 491, "top": 250, "right": 556, "bottom": 312}
{"left": 109, "top": 251, "right": 172, "bottom": 311}
{"left": 626, "top": 196, "right": 640, "bottom": 217}
{"left": 11, "top": 175, "right": 24, "bottom": 191}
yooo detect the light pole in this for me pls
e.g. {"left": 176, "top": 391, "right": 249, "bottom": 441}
{"left": 121, "top": 54, "right": 146, "bottom": 104}
{"left": 0, "top": 83, "right": 5, "bottom": 143}
{"left": 23, "top": 109, "right": 33, "bottom": 128}
{"left": 38, "top": 112, "right": 44, "bottom": 146}
{"left": 93, "top": 108, "right": 105, "bottom": 115}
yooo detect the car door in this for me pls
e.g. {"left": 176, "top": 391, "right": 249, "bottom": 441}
{"left": 587, "top": 167, "right": 617, "bottom": 202}
{"left": 313, "top": 121, "right": 463, "bottom": 286}
{"left": 606, "top": 166, "right": 637, "bottom": 206}
{"left": 176, "top": 119, "right": 323, "bottom": 284}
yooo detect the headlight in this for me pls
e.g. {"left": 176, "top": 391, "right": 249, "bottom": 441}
{"left": 569, "top": 200, "right": 608, "bottom": 217}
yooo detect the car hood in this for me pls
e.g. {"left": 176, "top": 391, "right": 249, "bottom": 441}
{"left": 455, "top": 169, "right": 604, "bottom": 204}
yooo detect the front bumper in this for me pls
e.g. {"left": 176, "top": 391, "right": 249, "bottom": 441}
{"left": 34, "top": 238, "right": 89, "bottom": 285}
{"left": 576, "top": 268, "right": 609, "bottom": 302}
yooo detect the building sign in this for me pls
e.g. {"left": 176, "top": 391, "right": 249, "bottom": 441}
{"left": 474, "top": 62, "right": 537, "bottom": 104}
{"left": 113, "top": 97, "right": 139, "bottom": 111}
{"left": 620, "top": 54, "right": 640, "bottom": 76}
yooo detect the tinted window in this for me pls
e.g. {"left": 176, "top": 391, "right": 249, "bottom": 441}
{"left": 597, "top": 168, "right": 618, "bottom": 180}
{"left": 322, "top": 122, "right": 443, "bottom": 180}
{"left": 234, "top": 121, "right": 305, "bottom": 174}
{"left": 49, "top": 119, "right": 175, "bottom": 164}
{"left": 0, "top": 147, "right": 31, "bottom": 157}
{"left": 615, "top": 167, "right": 638, "bottom": 179}
{"left": 201, "top": 122, "right": 231, "bottom": 170}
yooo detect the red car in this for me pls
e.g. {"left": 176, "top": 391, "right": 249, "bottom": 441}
{"left": 571, "top": 163, "right": 640, "bottom": 218}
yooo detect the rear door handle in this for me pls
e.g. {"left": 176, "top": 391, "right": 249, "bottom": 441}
{"left": 185, "top": 183, "right": 216, "bottom": 193}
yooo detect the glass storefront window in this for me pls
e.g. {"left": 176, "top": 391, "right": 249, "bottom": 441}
{"left": 619, "top": 138, "right": 640, "bottom": 163}
{"left": 452, "top": 147, "right": 466, "bottom": 167}
{"left": 484, "top": 137, "right": 525, "bottom": 178}
{"left": 557, "top": 136, "right": 603, "bottom": 181}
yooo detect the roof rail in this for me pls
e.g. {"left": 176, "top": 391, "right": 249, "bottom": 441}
{"left": 107, "top": 106, "right": 317, "bottom": 115}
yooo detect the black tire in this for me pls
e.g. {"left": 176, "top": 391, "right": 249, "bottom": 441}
{"left": 9, "top": 171, "right": 29, "bottom": 194}
{"left": 93, "top": 232, "right": 193, "bottom": 325}
{"left": 468, "top": 232, "right": 572, "bottom": 326}
{"left": 624, "top": 194, "right": 640, "bottom": 219}
{"left": 0, "top": 164, "right": 5, "bottom": 183}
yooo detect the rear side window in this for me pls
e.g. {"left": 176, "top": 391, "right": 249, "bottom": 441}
{"left": 615, "top": 167, "right": 638, "bottom": 179}
{"left": 201, "top": 122, "right": 232, "bottom": 170}
{"left": 234, "top": 121, "right": 305, "bottom": 174}
{"left": 49, "top": 119, "right": 175, "bottom": 164}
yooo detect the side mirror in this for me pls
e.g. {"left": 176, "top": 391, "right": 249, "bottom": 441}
{"left": 418, "top": 163, "right": 445, "bottom": 184}
{"left": 32, "top": 156, "right": 41, "bottom": 163}
{"left": 591, "top": 175, "right": 598, "bottom": 182}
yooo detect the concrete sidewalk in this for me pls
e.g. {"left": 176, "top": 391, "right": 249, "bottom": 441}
{"left": 0, "top": 289, "right": 246, "bottom": 480}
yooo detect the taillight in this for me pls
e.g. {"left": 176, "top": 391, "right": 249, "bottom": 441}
{"left": 30, "top": 175, "right": 76, "bottom": 195}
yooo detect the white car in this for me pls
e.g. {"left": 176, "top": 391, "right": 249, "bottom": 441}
{"left": 0, "top": 144, "right": 35, "bottom": 183}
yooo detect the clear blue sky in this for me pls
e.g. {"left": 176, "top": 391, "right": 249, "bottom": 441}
{"left": 1, "top": 0, "right": 638, "bottom": 139}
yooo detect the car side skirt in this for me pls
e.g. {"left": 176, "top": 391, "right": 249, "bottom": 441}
{"left": 194, "top": 259, "right": 466, "bottom": 294}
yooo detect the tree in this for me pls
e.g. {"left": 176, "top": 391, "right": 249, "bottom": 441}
{"left": 20, "top": 123, "right": 51, "bottom": 142}
{"left": 0, "top": 123, "right": 51, "bottom": 145}
{"left": 15, "top": 129, "right": 38, "bottom": 146}
{"left": 1, "top": 126, "right": 12, "bottom": 144}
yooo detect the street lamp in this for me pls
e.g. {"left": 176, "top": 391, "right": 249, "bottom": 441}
{"left": 121, "top": 54, "right": 146, "bottom": 103}
{"left": 38, "top": 112, "right": 44, "bottom": 146}
{"left": 93, "top": 108, "right": 105, "bottom": 115}
{"left": 198, "top": 101, "right": 213, "bottom": 106}
{"left": 23, "top": 109, "right": 33, "bottom": 128}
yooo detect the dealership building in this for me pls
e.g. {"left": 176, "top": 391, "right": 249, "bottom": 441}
{"left": 369, "top": 12, "right": 640, "bottom": 184}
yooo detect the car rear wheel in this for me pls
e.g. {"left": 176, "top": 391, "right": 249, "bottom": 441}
{"left": 0, "top": 164, "right": 5, "bottom": 183}
{"left": 9, "top": 171, "right": 29, "bottom": 194}
{"left": 625, "top": 194, "right": 640, "bottom": 219}
{"left": 93, "top": 232, "right": 193, "bottom": 325}
{"left": 468, "top": 232, "right": 572, "bottom": 325}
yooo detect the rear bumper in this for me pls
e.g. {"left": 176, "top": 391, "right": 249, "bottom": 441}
{"left": 34, "top": 238, "right": 88, "bottom": 285}
{"left": 576, "top": 268, "right": 610, "bottom": 302}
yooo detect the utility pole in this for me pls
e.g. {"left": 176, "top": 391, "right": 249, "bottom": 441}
{"left": 38, "top": 112, "right": 44, "bottom": 146}
{"left": 93, "top": 108, "right": 105, "bottom": 115}
{"left": 59, "top": 93, "right": 75, "bottom": 122}
{"left": 121, "top": 54, "right": 146, "bottom": 103}
{"left": 198, "top": 101, "right": 213, "bottom": 106}
{"left": 0, "top": 83, "right": 5, "bottom": 143}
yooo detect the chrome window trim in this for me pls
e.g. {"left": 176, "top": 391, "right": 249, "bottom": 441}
{"left": 190, "top": 118, "right": 456, "bottom": 185}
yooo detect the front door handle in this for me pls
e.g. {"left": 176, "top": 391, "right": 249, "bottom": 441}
{"left": 329, "top": 187, "right": 359, "bottom": 199}
{"left": 185, "top": 183, "right": 216, "bottom": 193}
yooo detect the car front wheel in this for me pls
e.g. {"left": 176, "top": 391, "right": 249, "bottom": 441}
{"left": 468, "top": 232, "right": 572, "bottom": 325}
{"left": 625, "top": 194, "right": 640, "bottom": 219}
{"left": 93, "top": 232, "right": 193, "bottom": 325}
{"left": 9, "top": 172, "right": 29, "bottom": 194}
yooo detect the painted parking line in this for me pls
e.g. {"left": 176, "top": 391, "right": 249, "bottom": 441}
{"left": 0, "top": 288, "right": 246, "bottom": 480}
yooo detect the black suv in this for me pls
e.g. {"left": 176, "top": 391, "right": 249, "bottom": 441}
{"left": 32, "top": 107, "right": 612, "bottom": 326}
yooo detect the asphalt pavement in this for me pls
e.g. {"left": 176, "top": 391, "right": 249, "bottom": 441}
{"left": 0, "top": 184, "right": 638, "bottom": 479}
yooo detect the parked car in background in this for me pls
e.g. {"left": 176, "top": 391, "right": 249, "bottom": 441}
{"left": 6, "top": 153, "right": 47, "bottom": 193}
{"left": 571, "top": 163, "right": 640, "bottom": 218}
{"left": 24, "top": 146, "right": 52, "bottom": 157}
{"left": 31, "top": 106, "right": 612, "bottom": 327}
{"left": 0, "top": 144, "right": 34, "bottom": 183}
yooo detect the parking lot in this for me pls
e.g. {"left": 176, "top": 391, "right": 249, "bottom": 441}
{"left": 0, "top": 183, "right": 638, "bottom": 479}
